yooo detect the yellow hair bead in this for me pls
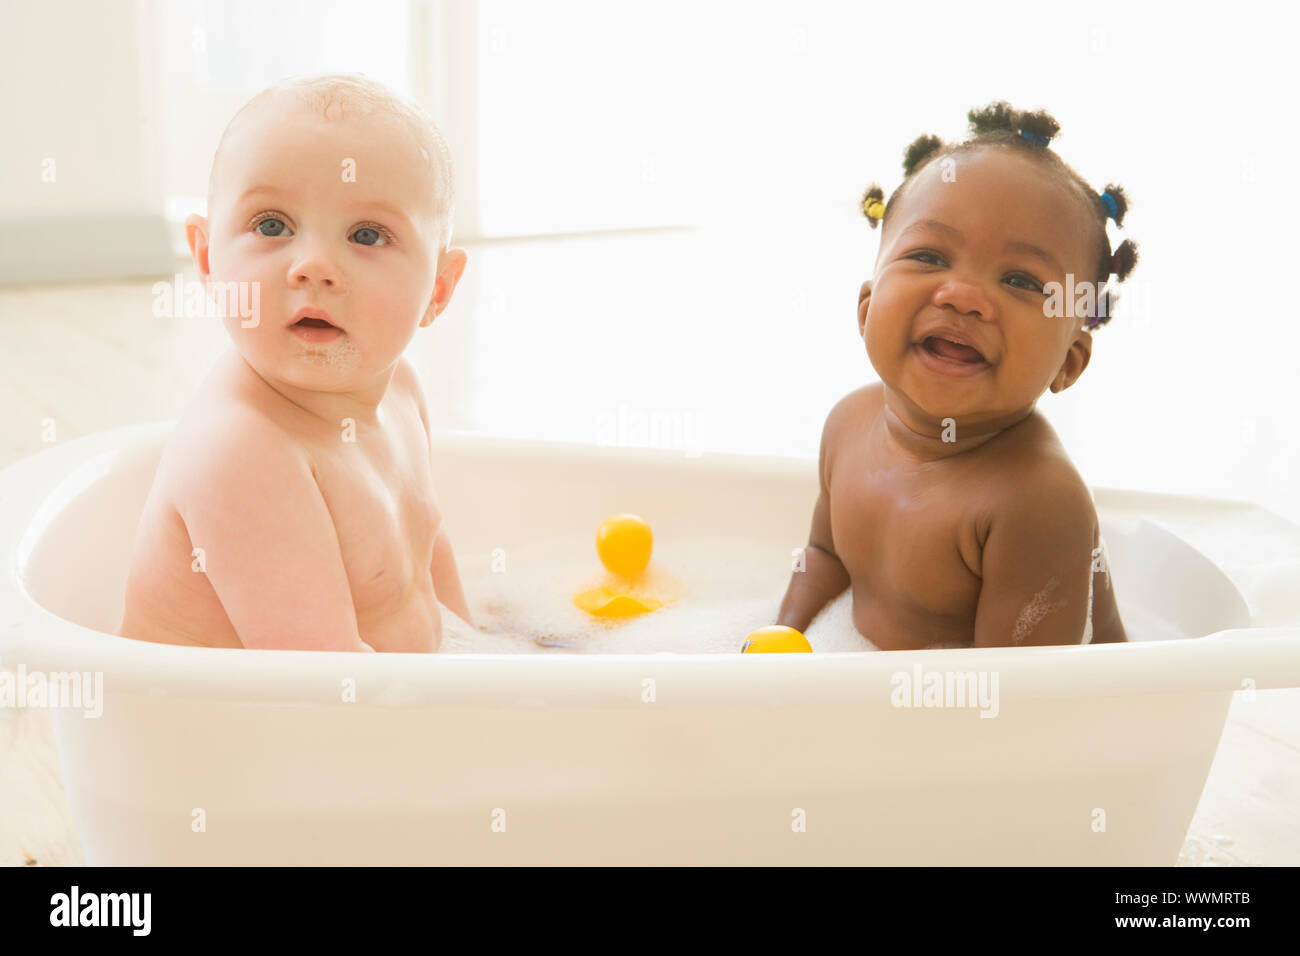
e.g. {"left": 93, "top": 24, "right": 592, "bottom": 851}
{"left": 863, "top": 197, "right": 886, "bottom": 220}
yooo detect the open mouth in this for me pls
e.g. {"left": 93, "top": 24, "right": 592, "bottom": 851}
{"left": 914, "top": 336, "right": 992, "bottom": 378}
{"left": 290, "top": 313, "right": 344, "bottom": 343}
{"left": 921, "top": 336, "right": 987, "bottom": 365}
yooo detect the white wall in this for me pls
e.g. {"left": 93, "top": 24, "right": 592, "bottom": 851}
{"left": 153, "top": 0, "right": 413, "bottom": 210}
{"left": 0, "top": 0, "right": 1296, "bottom": 526}
{"left": 0, "top": 0, "right": 161, "bottom": 216}
{"left": 0, "top": 0, "right": 172, "bottom": 281}
{"left": 0, "top": 0, "right": 415, "bottom": 280}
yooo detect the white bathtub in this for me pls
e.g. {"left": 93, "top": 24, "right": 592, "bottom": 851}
{"left": 2, "top": 421, "right": 1297, "bottom": 865}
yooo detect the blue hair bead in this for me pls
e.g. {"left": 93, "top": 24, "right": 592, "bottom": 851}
{"left": 1100, "top": 190, "right": 1119, "bottom": 221}
{"left": 1019, "top": 128, "right": 1050, "bottom": 147}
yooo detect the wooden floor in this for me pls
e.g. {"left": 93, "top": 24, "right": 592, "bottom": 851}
{"left": 2, "top": 244, "right": 1298, "bottom": 866}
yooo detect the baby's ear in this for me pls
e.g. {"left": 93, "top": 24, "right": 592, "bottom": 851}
{"left": 1051, "top": 331, "right": 1093, "bottom": 393}
{"left": 439, "top": 246, "right": 468, "bottom": 289}
{"left": 421, "top": 248, "right": 468, "bottom": 327}
{"left": 857, "top": 279, "right": 873, "bottom": 337}
{"left": 185, "top": 214, "right": 211, "bottom": 284}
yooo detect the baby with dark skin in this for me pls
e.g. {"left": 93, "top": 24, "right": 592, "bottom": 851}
{"left": 777, "top": 144, "right": 1128, "bottom": 649}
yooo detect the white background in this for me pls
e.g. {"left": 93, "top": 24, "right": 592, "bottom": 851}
{"left": 2, "top": 0, "right": 1298, "bottom": 524}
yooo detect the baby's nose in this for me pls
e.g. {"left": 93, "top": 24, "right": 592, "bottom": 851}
{"left": 288, "top": 251, "right": 343, "bottom": 290}
{"left": 933, "top": 276, "right": 994, "bottom": 318}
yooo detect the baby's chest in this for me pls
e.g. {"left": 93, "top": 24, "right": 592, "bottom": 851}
{"left": 829, "top": 466, "right": 985, "bottom": 619}
{"left": 315, "top": 438, "right": 442, "bottom": 610}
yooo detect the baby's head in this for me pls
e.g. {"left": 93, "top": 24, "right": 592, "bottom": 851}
{"left": 858, "top": 101, "right": 1139, "bottom": 426}
{"left": 187, "top": 73, "right": 465, "bottom": 393}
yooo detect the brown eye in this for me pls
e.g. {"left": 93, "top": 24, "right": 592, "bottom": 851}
{"left": 1006, "top": 274, "right": 1044, "bottom": 293}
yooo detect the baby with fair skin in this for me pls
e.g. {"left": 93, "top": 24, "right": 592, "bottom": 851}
{"left": 120, "top": 75, "right": 472, "bottom": 652}
{"left": 777, "top": 132, "right": 1129, "bottom": 649}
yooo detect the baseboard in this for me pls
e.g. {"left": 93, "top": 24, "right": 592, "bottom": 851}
{"left": 0, "top": 212, "right": 175, "bottom": 285}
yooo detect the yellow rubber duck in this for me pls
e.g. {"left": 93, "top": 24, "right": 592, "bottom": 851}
{"left": 573, "top": 514, "right": 675, "bottom": 619}
{"left": 741, "top": 625, "right": 812, "bottom": 653}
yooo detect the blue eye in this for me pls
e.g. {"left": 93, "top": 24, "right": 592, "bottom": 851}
{"left": 255, "top": 217, "right": 289, "bottom": 237}
{"left": 351, "top": 225, "right": 388, "bottom": 246}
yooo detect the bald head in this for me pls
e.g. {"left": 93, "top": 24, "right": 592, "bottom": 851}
{"left": 208, "top": 73, "right": 456, "bottom": 247}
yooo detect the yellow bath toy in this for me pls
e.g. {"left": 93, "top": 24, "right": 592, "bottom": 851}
{"left": 574, "top": 513, "right": 670, "bottom": 619}
{"left": 595, "top": 514, "right": 653, "bottom": 578}
{"left": 573, "top": 585, "right": 663, "bottom": 618}
{"left": 741, "top": 625, "right": 812, "bottom": 653}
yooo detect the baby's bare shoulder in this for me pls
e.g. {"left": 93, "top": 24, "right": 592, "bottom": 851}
{"left": 187, "top": 414, "right": 304, "bottom": 493}
{"left": 984, "top": 433, "right": 1095, "bottom": 531}
{"left": 163, "top": 380, "right": 311, "bottom": 511}
{"left": 168, "top": 351, "right": 293, "bottom": 440}
{"left": 818, "top": 384, "right": 881, "bottom": 479}
{"left": 1002, "top": 413, "right": 1089, "bottom": 493}
{"left": 823, "top": 383, "right": 881, "bottom": 444}
{"left": 389, "top": 355, "right": 430, "bottom": 431}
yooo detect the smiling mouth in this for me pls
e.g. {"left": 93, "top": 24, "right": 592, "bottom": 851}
{"left": 921, "top": 336, "right": 987, "bottom": 365}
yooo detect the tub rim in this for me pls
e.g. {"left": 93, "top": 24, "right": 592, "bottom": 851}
{"left": 2, "top": 421, "right": 1297, "bottom": 707}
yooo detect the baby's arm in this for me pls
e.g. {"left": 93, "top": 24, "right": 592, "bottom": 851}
{"left": 1085, "top": 526, "right": 1128, "bottom": 643}
{"left": 776, "top": 399, "right": 851, "bottom": 632}
{"left": 973, "top": 475, "right": 1097, "bottom": 647}
{"left": 431, "top": 523, "right": 473, "bottom": 626}
{"left": 176, "top": 414, "right": 374, "bottom": 652}
{"left": 402, "top": 358, "right": 474, "bottom": 627}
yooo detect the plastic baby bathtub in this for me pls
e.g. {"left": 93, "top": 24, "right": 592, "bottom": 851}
{"left": 2, "top": 421, "right": 1298, "bottom": 866}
